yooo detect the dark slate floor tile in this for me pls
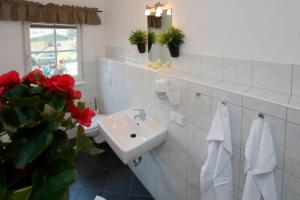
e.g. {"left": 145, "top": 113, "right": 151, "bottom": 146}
{"left": 128, "top": 196, "right": 154, "bottom": 200}
{"left": 84, "top": 168, "right": 111, "bottom": 190}
{"left": 75, "top": 152, "right": 97, "bottom": 167}
{"left": 72, "top": 165, "right": 92, "bottom": 188}
{"left": 130, "top": 176, "right": 151, "bottom": 196}
{"left": 104, "top": 170, "right": 133, "bottom": 194}
{"left": 102, "top": 192, "right": 129, "bottom": 200}
{"left": 112, "top": 157, "right": 130, "bottom": 170}
{"left": 69, "top": 186, "right": 80, "bottom": 200}
{"left": 94, "top": 151, "right": 117, "bottom": 169}
{"left": 75, "top": 189, "right": 103, "bottom": 200}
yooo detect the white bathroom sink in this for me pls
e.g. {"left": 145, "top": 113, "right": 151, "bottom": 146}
{"left": 98, "top": 109, "right": 167, "bottom": 164}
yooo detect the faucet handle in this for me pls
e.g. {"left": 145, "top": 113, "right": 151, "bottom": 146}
{"left": 133, "top": 109, "right": 146, "bottom": 120}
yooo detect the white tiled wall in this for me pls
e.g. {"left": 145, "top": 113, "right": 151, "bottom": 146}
{"left": 99, "top": 56, "right": 300, "bottom": 200}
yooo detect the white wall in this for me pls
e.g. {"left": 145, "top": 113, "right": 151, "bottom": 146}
{"left": 0, "top": 0, "right": 105, "bottom": 75}
{"left": 104, "top": 0, "right": 300, "bottom": 65}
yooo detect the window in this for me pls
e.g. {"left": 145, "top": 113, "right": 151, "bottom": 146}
{"left": 25, "top": 24, "right": 83, "bottom": 80}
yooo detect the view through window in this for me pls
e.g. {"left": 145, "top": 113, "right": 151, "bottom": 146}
{"left": 29, "top": 25, "right": 79, "bottom": 77}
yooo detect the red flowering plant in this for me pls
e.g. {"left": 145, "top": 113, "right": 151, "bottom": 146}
{"left": 0, "top": 70, "right": 102, "bottom": 200}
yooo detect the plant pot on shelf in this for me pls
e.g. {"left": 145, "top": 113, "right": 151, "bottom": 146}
{"left": 136, "top": 42, "right": 146, "bottom": 53}
{"left": 148, "top": 42, "right": 153, "bottom": 52}
{"left": 168, "top": 43, "right": 180, "bottom": 58}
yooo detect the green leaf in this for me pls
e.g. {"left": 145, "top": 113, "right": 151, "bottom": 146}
{"left": 49, "top": 130, "right": 75, "bottom": 159}
{"left": 7, "top": 96, "right": 40, "bottom": 107}
{"left": 76, "top": 126, "right": 103, "bottom": 155}
{"left": 30, "top": 159, "right": 76, "bottom": 200}
{"left": 0, "top": 164, "right": 7, "bottom": 200}
{"left": 3, "top": 85, "right": 29, "bottom": 99}
{"left": 15, "top": 121, "right": 53, "bottom": 169}
{"left": 0, "top": 106, "right": 40, "bottom": 130}
{"left": 77, "top": 101, "right": 85, "bottom": 110}
{"left": 30, "top": 86, "right": 43, "bottom": 95}
{"left": 50, "top": 95, "right": 66, "bottom": 112}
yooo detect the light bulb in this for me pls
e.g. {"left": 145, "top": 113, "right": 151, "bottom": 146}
{"left": 167, "top": 8, "right": 172, "bottom": 15}
{"left": 155, "top": 10, "right": 162, "bottom": 17}
{"left": 145, "top": 9, "right": 151, "bottom": 16}
{"left": 156, "top": 6, "right": 163, "bottom": 14}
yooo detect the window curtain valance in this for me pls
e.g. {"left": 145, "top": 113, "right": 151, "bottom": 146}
{"left": 0, "top": 0, "right": 101, "bottom": 25}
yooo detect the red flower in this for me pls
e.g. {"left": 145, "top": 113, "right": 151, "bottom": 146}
{"left": 0, "top": 71, "right": 20, "bottom": 87}
{"left": 22, "top": 69, "right": 45, "bottom": 84}
{"left": 77, "top": 108, "right": 95, "bottom": 127}
{"left": 71, "top": 90, "right": 81, "bottom": 99}
{"left": 68, "top": 102, "right": 95, "bottom": 127}
{"left": 44, "top": 74, "right": 75, "bottom": 93}
{"left": 0, "top": 87, "right": 7, "bottom": 96}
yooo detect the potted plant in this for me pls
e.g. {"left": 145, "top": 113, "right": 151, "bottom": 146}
{"left": 0, "top": 70, "right": 102, "bottom": 200}
{"left": 158, "top": 26, "right": 185, "bottom": 57}
{"left": 148, "top": 32, "right": 156, "bottom": 52}
{"left": 129, "top": 29, "right": 148, "bottom": 53}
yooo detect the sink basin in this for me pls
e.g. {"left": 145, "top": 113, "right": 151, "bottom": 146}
{"left": 98, "top": 109, "right": 167, "bottom": 164}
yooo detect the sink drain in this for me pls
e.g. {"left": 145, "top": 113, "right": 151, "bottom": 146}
{"left": 130, "top": 133, "right": 137, "bottom": 138}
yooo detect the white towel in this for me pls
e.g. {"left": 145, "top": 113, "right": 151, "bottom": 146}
{"left": 94, "top": 196, "right": 106, "bottom": 200}
{"left": 242, "top": 118, "right": 277, "bottom": 200}
{"left": 200, "top": 103, "right": 233, "bottom": 200}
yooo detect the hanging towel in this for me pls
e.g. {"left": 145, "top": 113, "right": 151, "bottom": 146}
{"left": 94, "top": 196, "right": 106, "bottom": 200}
{"left": 200, "top": 103, "right": 233, "bottom": 200}
{"left": 242, "top": 118, "right": 277, "bottom": 200}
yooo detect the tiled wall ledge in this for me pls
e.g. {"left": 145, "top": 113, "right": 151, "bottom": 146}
{"left": 100, "top": 56, "right": 300, "bottom": 114}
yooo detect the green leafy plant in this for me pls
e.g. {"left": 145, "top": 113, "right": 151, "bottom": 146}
{"left": 0, "top": 70, "right": 101, "bottom": 200}
{"left": 148, "top": 32, "right": 156, "bottom": 44}
{"left": 158, "top": 26, "right": 185, "bottom": 46}
{"left": 129, "top": 29, "right": 147, "bottom": 45}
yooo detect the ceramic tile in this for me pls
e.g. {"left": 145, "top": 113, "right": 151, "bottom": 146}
{"left": 154, "top": 140, "right": 172, "bottom": 167}
{"left": 292, "top": 65, "right": 300, "bottom": 96}
{"left": 188, "top": 81, "right": 212, "bottom": 96}
{"left": 223, "top": 58, "right": 252, "bottom": 85}
{"left": 285, "top": 123, "right": 300, "bottom": 179}
{"left": 243, "top": 95, "right": 287, "bottom": 120}
{"left": 169, "top": 140, "right": 188, "bottom": 180}
{"left": 200, "top": 55, "right": 223, "bottom": 79}
{"left": 242, "top": 108, "right": 286, "bottom": 169}
{"left": 282, "top": 173, "right": 300, "bottom": 200}
{"left": 168, "top": 121, "right": 188, "bottom": 150}
{"left": 246, "top": 87, "right": 291, "bottom": 105}
{"left": 187, "top": 90, "right": 211, "bottom": 131}
{"left": 169, "top": 170, "right": 187, "bottom": 200}
{"left": 187, "top": 123, "right": 208, "bottom": 162}
{"left": 253, "top": 61, "right": 292, "bottom": 94}
{"left": 211, "top": 98, "right": 243, "bottom": 148}
{"left": 212, "top": 87, "right": 243, "bottom": 106}
{"left": 189, "top": 75, "right": 222, "bottom": 86}
{"left": 172, "top": 53, "right": 201, "bottom": 75}
{"left": 215, "top": 81, "right": 251, "bottom": 94}
{"left": 187, "top": 154, "right": 202, "bottom": 192}
{"left": 186, "top": 183, "right": 201, "bottom": 200}
{"left": 289, "top": 95, "right": 300, "bottom": 109}
{"left": 287, "top": 107, "right": 300, "bottom": 125}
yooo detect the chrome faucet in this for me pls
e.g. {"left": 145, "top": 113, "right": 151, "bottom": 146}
{"left": 133, "top": 109, "right": 146, "bottom": 121}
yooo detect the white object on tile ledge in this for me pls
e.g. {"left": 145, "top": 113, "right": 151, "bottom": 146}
{"left": 94, "top": 196, "right": 106, "bottom": 200}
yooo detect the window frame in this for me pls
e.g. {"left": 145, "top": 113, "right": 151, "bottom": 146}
{"left": 23, "top": 23, "right": 84, "bottom": 82}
